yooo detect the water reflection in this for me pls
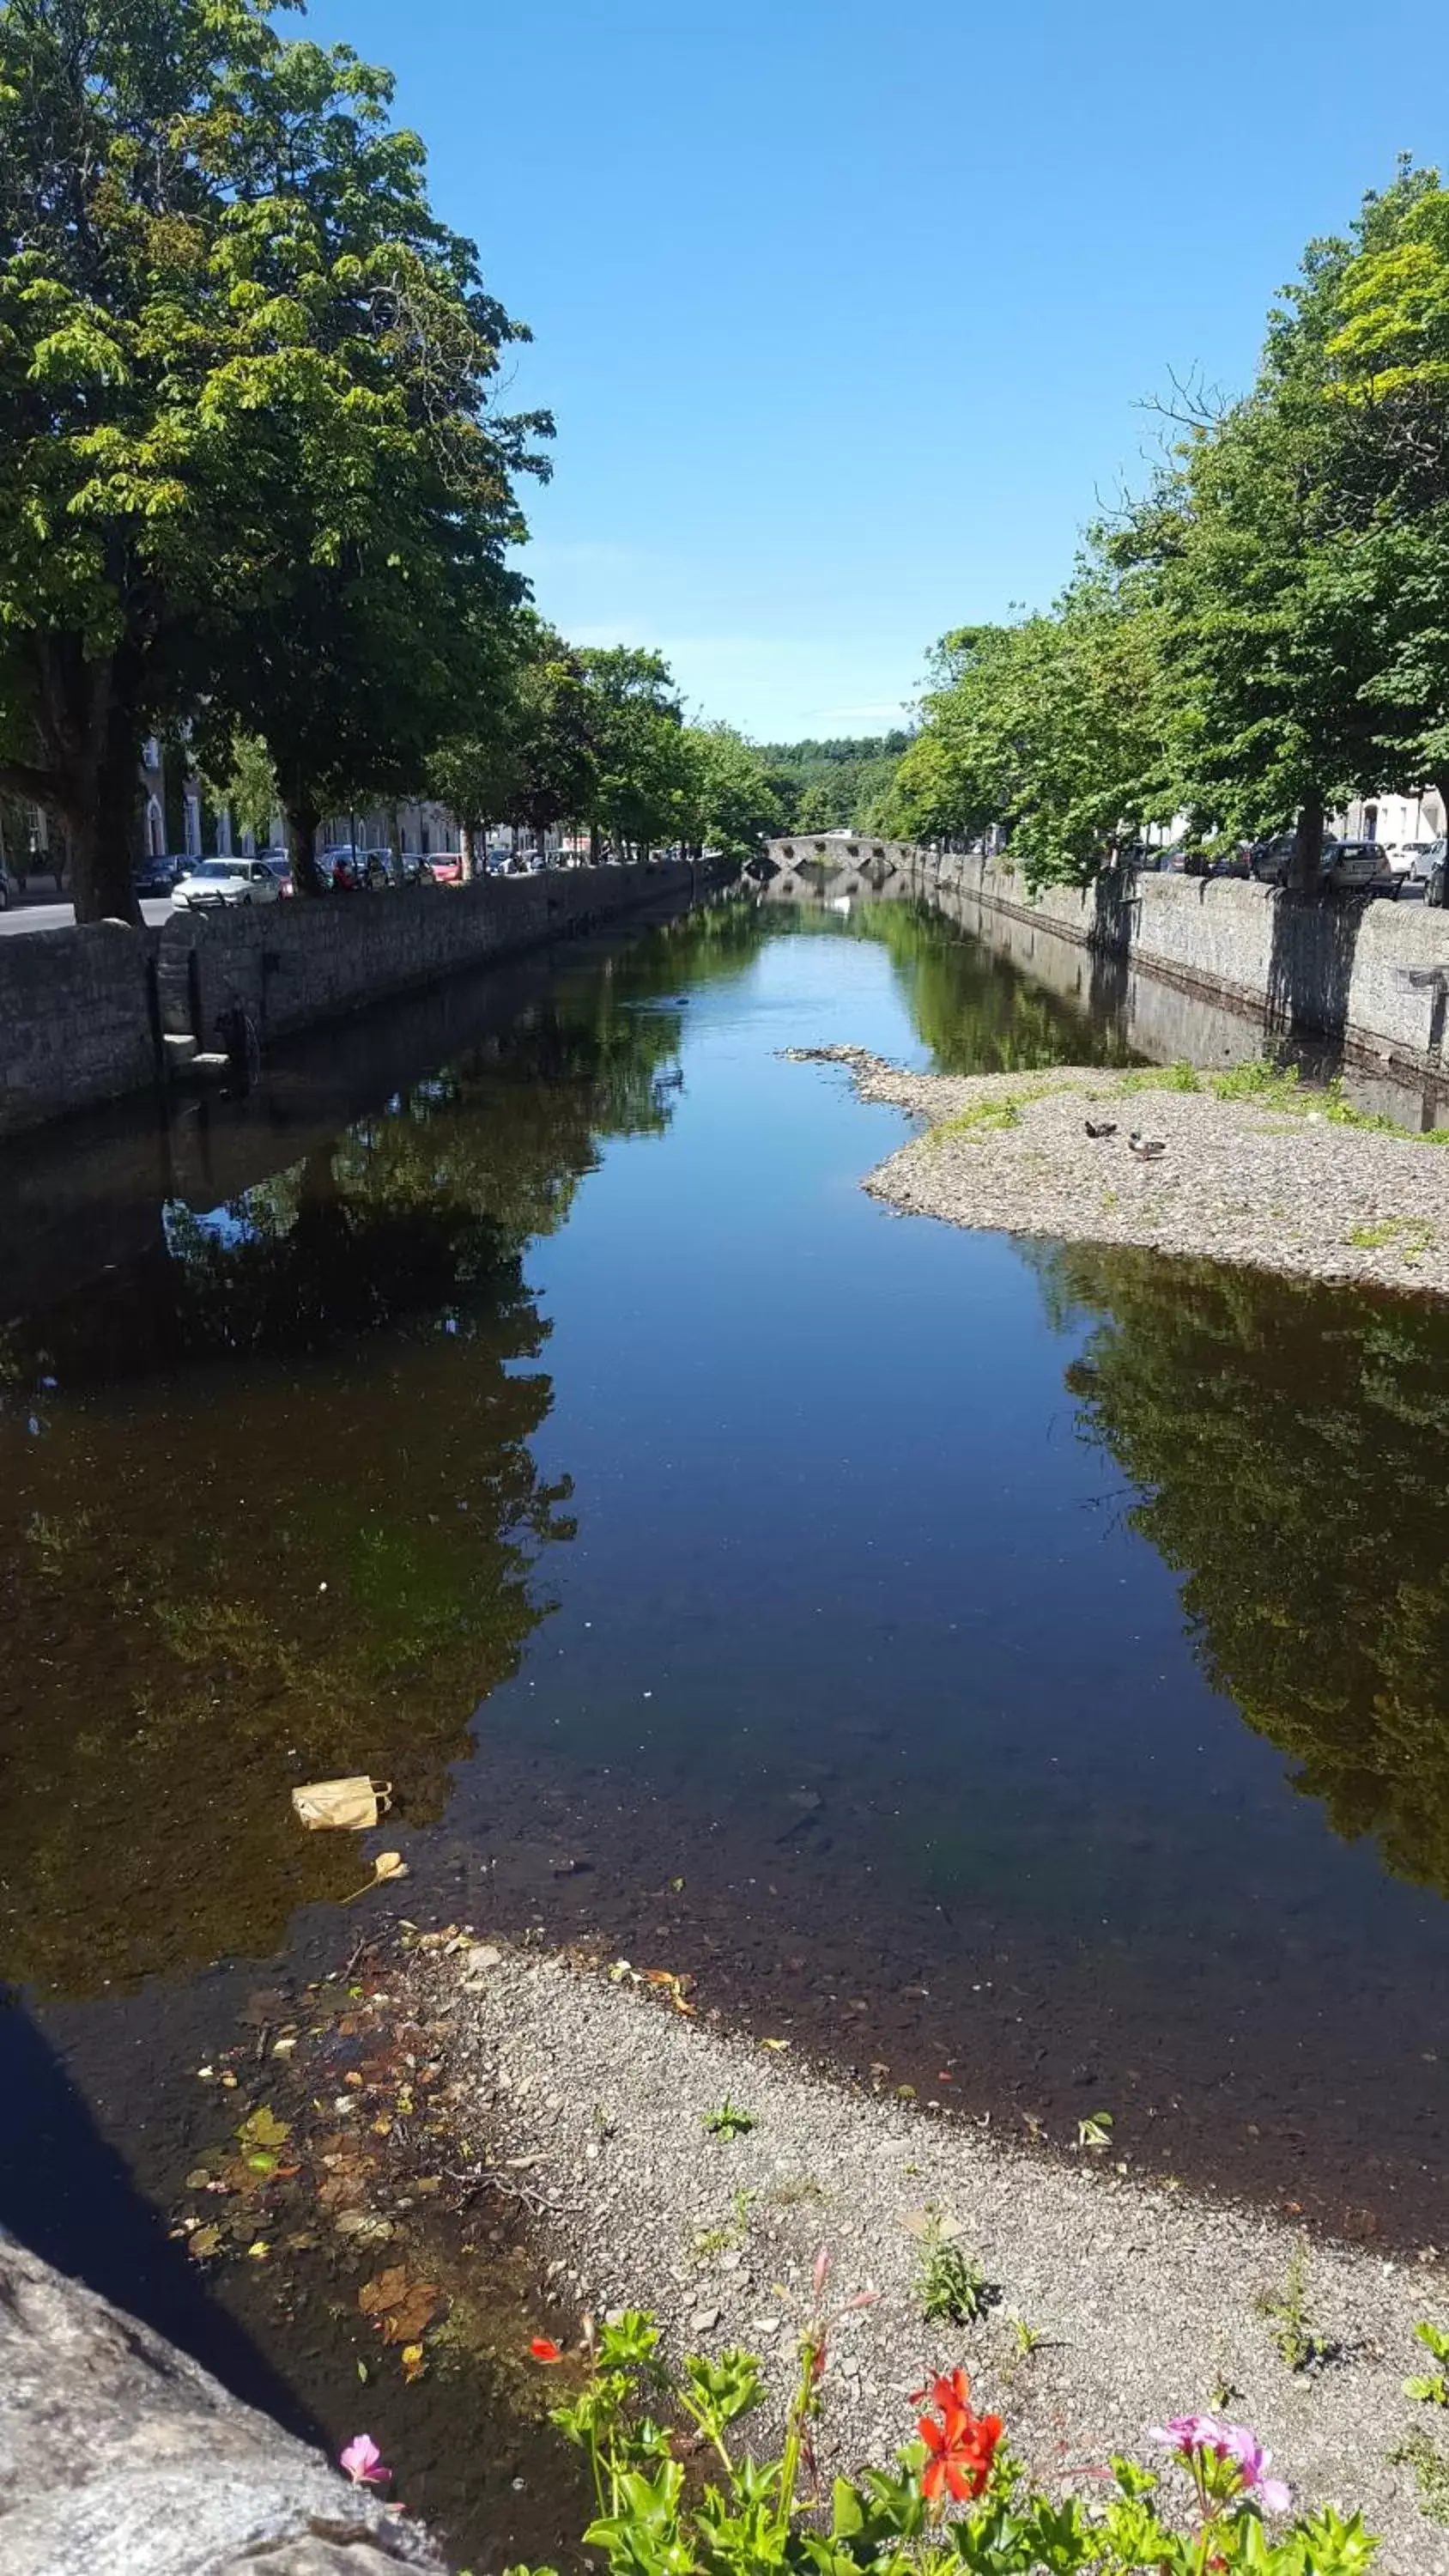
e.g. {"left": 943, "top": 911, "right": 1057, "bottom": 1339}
{"left": 814, "top": 899, "right": 1141, "bottom": 1073}
{"left": 2, "top": 894, "right": 1447, "bottom": 2238}
{"left": 0, "top": 977, "right": 706, "bottom": 1998}
{"left": 1045, "top": 1242, "right": 1449, "bottom": 1901}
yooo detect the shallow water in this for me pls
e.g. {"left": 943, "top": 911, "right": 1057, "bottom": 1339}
{"left": 2, "top": 891, "right": 1447, "bottom": 2549}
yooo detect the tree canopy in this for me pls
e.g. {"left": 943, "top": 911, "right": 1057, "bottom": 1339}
{"left": 0, "top": 0, "right": 546, "bottom": 914}
{"left": 873, "top": 161, "right": 1449, "bottom": 890}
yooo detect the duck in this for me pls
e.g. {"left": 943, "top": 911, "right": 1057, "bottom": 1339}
{"left": 1128, "top": 1132, "right": 1167, "bottom": 1160}
{"left": 1084, "top": 1119, "right": 1118, "bottom": 1139}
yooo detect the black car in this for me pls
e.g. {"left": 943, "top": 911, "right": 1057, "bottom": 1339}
{"left": 131, "top": 853, "right": 186, "bottom": 896}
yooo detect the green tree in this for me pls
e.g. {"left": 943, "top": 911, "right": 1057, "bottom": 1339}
{"left": 576, "top": 645, "right": 687, "bottom": 860}
{"left": 0, "top": 0, "right": 545, "bottom": 916}
{"left": 678, "top": 721, "right": 785, "bottom": 859}
{"left": 881, "top": 580, "right": 1171, "bottom": 886}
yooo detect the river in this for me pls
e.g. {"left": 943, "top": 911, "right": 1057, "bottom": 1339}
{"left": 2, "top": 888, "right": 1446, "bottom": 2552}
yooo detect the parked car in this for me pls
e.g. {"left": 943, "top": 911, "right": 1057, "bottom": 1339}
{"left": 131, "top": 852, "right": 187, "bottom": 897}
{"left": 1250, "top": 832, "right": 1393, "bottom": 891}
{"left": 424, "top": 851, "right": 465, "bottom": 885}
{"left": 1401, "top": 836, "right": 1445, "bottom": 896}
{"left": 172, "top": 857, "right": 283, "bottom": 909}
{"left": 322, "top": 845, "right": 394, "bottom": 890}
{"left": 385, "top": 849, "right": 432, "bottom": 887}
{"left": 257, "top": 854, "right": 294, "bottom": 897}
{"left": 1423, "top": 839, "right": 1449, "bottom": 906}
{"left": 0, "top": 860, "right": 15, "bottom": 909}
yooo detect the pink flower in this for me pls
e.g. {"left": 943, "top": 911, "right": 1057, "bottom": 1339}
{"left": 340, "top": 2433, "right": 390, "bottom": 2488}
{"left": 1221, "top": 2424, "right": 1292, "bottom": 2514}
{"left": 1149, "top": 2413, "right": 1228, "bottom": 2456}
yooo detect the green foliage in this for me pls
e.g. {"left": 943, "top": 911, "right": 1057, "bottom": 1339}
{"left": 761, "top": 734, "right": 912, "bottom": 834}
{"left": 887, "top": 160, "right": 1449, "bottom": 884}
{"left": 1255, "top": 2247, "right": 1334, "bottom": 2374}
{"left": 1405, "top": 2320, "right": 1449, "bottom": 2408}
{"left": 879, "top": 577, "right": 1173, "bottom": 888}
{"left": 929, "top": 1097, "right": 1024, "bottom": 1144}
{"left": 912, "top": 2219, "right": 992, "bottom": 2326}
{"left": 516, "top": 2306, "right": 1379, "bottom": 2575}
{"left": 0, "top": 0, "right": 547, "bottom": 913}
{"left": 703, "top": 2097, "right": 756, "bottom": 2139}
{"left": 1391, "top": 2427, "right": 1449, "bottom": 2524}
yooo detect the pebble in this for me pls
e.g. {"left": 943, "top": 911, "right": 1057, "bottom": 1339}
{"left": 689, "top": 2306, "right": 721, "bottom": 2332}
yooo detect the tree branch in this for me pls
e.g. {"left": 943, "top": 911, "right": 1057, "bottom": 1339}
{"left": 0, "top": 758, "right": 61, "bottom": 808}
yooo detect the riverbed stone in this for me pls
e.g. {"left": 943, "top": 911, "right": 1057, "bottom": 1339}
{"left": 0, "top": 2232, "right": 445, "bottom": 2576}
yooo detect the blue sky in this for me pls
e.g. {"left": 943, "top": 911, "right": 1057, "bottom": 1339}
{"left": 304, "top": 0, "right": 1449, "bottom": 742}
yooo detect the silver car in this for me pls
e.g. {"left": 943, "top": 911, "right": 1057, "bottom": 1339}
{"left": 172, "top": 857, "right": 283, "bottom": 909}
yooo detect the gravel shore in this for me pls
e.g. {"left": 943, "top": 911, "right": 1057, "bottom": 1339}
{"left": 785, "top": 1048, "right": 1449, "bottom": 1296}
{"left": 413, "top": 1935, "right": 1449, "bottom": 2574}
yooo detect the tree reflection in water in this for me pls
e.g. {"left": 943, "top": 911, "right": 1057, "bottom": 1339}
{"left": 1043, "top": 1241, "right": 1449, "bottom": 1899}
{"left": 0, "top": 965, "right": 717, "bottom": 1999}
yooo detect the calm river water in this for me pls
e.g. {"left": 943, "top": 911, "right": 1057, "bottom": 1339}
{"left": 2, "top": 890, "right": 1446, "bottom": 2543}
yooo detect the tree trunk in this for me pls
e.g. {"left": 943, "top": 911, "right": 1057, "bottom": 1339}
{"left": 70, "top": 740, "right": 143, "bottom": 924}
{"left": 458, "top": 817, "right": 474, "bottom": 878}
{"left": 286, "top": 801, "right": 325, "bottom": 897}
{"left": 590, "top": 822, "right": 601, "bottom": 867}
{"left": 1288, "top": 794, "right": 1325, "bottom": 895}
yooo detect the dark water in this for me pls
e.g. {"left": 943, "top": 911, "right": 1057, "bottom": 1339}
{"left": 3, "top": 892, "right": 1448, "bottom": 2547}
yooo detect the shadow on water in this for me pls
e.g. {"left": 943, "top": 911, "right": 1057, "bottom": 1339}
{"left": 0, "top": 1996, "right": 319, "bottom": 2436}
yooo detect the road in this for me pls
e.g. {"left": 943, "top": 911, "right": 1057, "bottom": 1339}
{"left": 0, "top": 897, "right": 173, "bottom": 938}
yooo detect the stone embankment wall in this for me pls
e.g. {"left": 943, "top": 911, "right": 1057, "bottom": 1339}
{"left": 925, "top": 852, "right": 1449, "bottom": 1076}
{"left": 0, "top": 862, "right": 704, "bottom": 1139}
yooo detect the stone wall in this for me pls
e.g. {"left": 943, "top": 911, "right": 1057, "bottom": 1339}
{"left": 164, "top": 862, "right": 700, "bottom": 1053}
{"left": 928, "top": 853, "right": 1449, "bottom": 1075}
{"left": 0, "top": 863, "right": 703, "bottom": 1139}
{"left": 0, "top": 920, "right": 163, "bottom": 1133}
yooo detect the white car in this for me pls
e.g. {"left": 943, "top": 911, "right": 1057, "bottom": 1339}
{"left": 172, "top": 858, "right": 283, "bottom": 909}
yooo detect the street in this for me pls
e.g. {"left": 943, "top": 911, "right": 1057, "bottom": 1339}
{"left": 0, "top": 896, "right": 174, "bottom": 937}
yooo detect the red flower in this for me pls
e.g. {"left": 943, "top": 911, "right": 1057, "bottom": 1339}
{"left": 530, "top": 2336, "right": 563, "bottom": 2363}
{"left": 917, "top": 2369, "right": 1003, "bottom": 2506}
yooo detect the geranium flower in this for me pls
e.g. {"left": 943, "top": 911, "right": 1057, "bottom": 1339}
{"left": 339, "top": 2433, "right": 389, "bottom": 2487}
{"left": 530, "top": 2336, "right": 564, "bottom": 2363}
{"left": 1149, "top": 2413, "right": 1228, "bottom": 2458}
{"left": 1221, "top": 2424, "right": 1291, "bottom": 2514}
{"left": 917, "top": 2368, "right": 1003, "bottom": 2506}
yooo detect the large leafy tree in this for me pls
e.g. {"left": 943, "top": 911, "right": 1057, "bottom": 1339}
{"left": 0, "top": 0, "right": 545, "bottom": 917}
{"left": 575, "top": 645, "right": 688, "bottom": 859}
{"left": 677, "top": 720, "right": 785, "bottom": 860}
{"left": 881, "top": 579, "right": 1171, "bottom": 886}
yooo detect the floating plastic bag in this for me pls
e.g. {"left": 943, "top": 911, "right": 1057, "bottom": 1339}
{"left": 290, "top": 1776, "right": 392, "bottom": 1832}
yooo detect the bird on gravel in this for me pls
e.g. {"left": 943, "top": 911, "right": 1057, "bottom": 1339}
{"left": 1128, "top": 1132, "right": 1167, "bottom": 1160}
{"left": 1084, "top": 1119, "right": 1118, "bottom": 1139}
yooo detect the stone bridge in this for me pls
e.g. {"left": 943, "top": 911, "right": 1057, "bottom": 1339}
{"left": 750, "top": 832, "right": 924, "bottom": 905}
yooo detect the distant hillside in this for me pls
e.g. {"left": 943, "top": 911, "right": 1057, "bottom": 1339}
{"left": 760, "top": 731, "right": 911, "bottom": 832}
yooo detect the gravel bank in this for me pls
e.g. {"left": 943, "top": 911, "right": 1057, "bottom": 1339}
{"left": 784, "top": 1048, "right": 1449, "bottom": 1296}
{"left": 414, "top": 1937, "right": 1449, "bottom": 2573}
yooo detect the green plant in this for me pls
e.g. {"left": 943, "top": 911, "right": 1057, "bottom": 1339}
{"left": 694, "top": 2190, "right": 755, "bottom": 2259}
{"left": 1405, "top": 2319, "right": 1449, "bottom": 2407}
{"left": 930, "top": 1097, "right": 1022, "bottom": 1145}
{"left": 703, "top": 2097, "right": 755, "bottom": 2140}
{"left": 1391, "top": 2427, "right": 1449, "bottom": 2525}
{"left": 1006, "top": 2311, "right": 1043, "bottom": 2356}
{"left": 1255, "top": 2245, "right": 1335, "bottom": 2372}
{"left": 1210, "top": 1060, "right": 1304, "bottom": 1109}
{"left": 1116, "top": 1061, "right": 1203, "bottom": 1093}
{"left": 1077, "top": 2110, "right": 1113, "bottom": 2150}
{"left": 1347, "top": 1216, "right": 1434, "bottom": 1258}
{"left": 912, "top": 2215, "right": 993, "bottom": 2327}
{"left": 522, "top": 2286, "right": 1379, "bottom": 2573}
